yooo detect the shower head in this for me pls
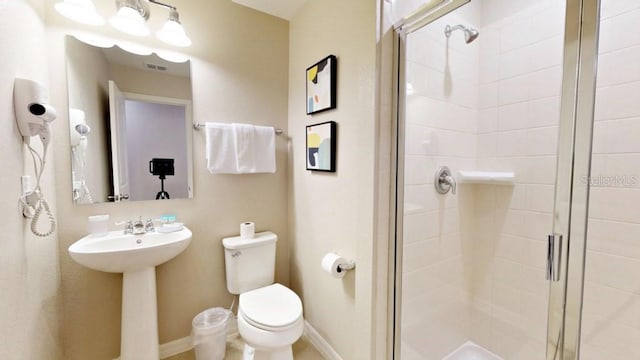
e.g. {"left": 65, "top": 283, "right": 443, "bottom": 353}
{"left": 465, "top": 27, "right": 479, "bottom": 43}
{"left": 445, "top": 24, "right": 479, "bottom": 44}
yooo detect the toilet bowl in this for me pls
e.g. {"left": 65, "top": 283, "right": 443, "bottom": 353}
{"left": 237, "top": 283, "right": 303, "bottom": 360}
{"left": 222, "top": 233, "right": 305, "bottom": 359}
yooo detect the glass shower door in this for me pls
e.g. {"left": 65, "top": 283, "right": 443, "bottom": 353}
{"left": 393, "top": 1, "right": 571, "bottom": 359}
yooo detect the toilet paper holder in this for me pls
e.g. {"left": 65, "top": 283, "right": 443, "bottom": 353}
{"left": 337, "top": 260, "right": 356, "bottom": 273}
{"left": 321, "top": 253, "right": 356, "bottom": 278}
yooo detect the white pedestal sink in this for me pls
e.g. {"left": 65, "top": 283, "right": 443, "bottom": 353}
{"left": 69, "top": 227, "right": 192, "bottom": 360}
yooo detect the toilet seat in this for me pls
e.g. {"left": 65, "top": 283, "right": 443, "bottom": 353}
{"left": 239, "top": 283, "right": 302, "bottom": 332}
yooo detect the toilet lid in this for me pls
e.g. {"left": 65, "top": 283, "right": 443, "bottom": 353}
{"left": 239, "top": 283, "right": 302, "bottom": 329}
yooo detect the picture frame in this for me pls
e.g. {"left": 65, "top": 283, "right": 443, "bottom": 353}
{"left": 306, "top": 55, "right": 337, "bottom": 115}
{"left": 306, "top": 121, "right": 336, "bottom": 172}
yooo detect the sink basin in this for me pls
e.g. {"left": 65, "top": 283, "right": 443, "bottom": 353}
{"left": 68, "top": 226, "right": 192, "bottom": 360}
{"left": 69, "top": 227, "right": 192, "bottom": 273}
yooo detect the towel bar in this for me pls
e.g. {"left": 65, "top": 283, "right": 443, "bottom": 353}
{"left": 193, "top": 123, "right": 283, "bottom": 135}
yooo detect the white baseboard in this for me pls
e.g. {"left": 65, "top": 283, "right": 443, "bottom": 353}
{"left": 114, "top": 320, "right": 340, "bottom": 360}
{"left": 160, "top": 336, "right": 193, "bottom": 359}
{"left": 303, "top": 321, "right": 343, "bottom": 360}
{"left": 112, "top": 336, "right": 193, "bottom": 360}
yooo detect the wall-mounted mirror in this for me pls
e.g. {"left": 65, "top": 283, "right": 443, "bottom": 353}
{"left": 65, "top": 35, "right": 193, "bottom": 204}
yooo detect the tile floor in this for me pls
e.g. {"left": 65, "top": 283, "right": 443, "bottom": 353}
{"left": 165, "top": 334, "right": 324, "bottom": 360}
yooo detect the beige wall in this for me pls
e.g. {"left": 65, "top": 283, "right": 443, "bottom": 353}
{"left": 288, "top": 0, "right": 378, "bottom": 358}
{"left": 66, "top": 37, "right": 111, "bottom": 203}
{"left": 46, "top": 0, "right": 290, "bottom": 359}
{"left": 0, "top": 0, "right": 64, "bottom": 359}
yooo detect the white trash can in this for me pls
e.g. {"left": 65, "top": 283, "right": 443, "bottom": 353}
{"left": 192, "top": 307, "right": 231, "bottom": 360}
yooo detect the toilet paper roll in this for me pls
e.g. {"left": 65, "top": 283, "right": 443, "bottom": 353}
{"left": 240, "top": 222, "right": 255, "bottom": 239}
{"left": 321, "top": 253, "right": 346, "bottom": 279}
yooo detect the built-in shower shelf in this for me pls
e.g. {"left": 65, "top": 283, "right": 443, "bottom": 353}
{"left": 403, "top": 202, "right": 424, "bottom": 215}
{"left": 458, "top": 171, "right": 515, "bottom": 185}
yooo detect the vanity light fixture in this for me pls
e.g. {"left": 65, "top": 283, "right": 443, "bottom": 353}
{"left": 55, "top": 0, "right": 192, "bottom": 47}
{"left": 109, "top": 0, "right": 150, "bottom": 37}
{"left": 54, "top": 0, "right": 105, "bottom": 26}
{"left": 111, "top": 0, "right": 192, "bottom": 47}
{"left": 156, "top": 8, "right": 192, "bottom": 47}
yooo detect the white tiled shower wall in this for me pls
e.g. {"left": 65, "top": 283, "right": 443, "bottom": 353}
{"left": 402, "top": 1, "right": 565, "bottom": 359}
{"left": 581, "top": 2, "right": 640, "bottom": 359}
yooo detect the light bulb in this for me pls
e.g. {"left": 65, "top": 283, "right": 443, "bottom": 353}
{"left": 55, "top": 0, "right": 104, "bottom": 26}
{"left": 109, "top": 6, "right": 150, "bottom": 37}
{"left": 157, "top": 19, "right": 192, "bottom": 47}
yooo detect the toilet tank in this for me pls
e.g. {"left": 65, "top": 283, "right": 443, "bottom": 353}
{"left": 222, "top": 231, "right": 277, "bottom": 294}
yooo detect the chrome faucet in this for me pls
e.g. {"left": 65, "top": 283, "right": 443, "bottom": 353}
{"left": 123, "top": 220, "right": 134, "bottom": 234}
{"left": 119, "top": 217, "right": 156, "bottom": 235}
{"left": 435, "top": 166, "right": 457, "bottom": 195}
{"left": 145, "top": 218, "right": 155, "bottom": 233}
{"left": 132, "top": 218, "right": 145, "bottom": 235}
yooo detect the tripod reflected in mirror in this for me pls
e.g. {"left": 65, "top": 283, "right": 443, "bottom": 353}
{"left": 149, "top": 158, "right": 174, "bottom": 200}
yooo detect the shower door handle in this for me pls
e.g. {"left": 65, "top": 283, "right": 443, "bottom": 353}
{"left": 546, "top": 233, "right": 563, "bottom": 282}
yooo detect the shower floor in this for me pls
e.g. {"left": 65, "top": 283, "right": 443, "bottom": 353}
{"left": 442, "top": 341, "right": 503, "bottom": 360}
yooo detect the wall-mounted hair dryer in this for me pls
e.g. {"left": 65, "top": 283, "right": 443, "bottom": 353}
{"left": 69, "top": 108, "right": 93, "bottom": 204}
{"left": 13, "top": 78, "right": 57, "bottom": 237}
{"left": 14, "top": 78, "right": 57, "bottom": 150}
{"left": 69, "top": 108, "right": 90, "bottom": 147}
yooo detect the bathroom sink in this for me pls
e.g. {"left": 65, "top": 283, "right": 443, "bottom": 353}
{"left": 69, "top": 226, "right": 192, "bottom": 359}
{"left": 68, "top": 227, "right": 192, "bottom": 273}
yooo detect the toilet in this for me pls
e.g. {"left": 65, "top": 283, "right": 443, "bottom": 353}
{"left": 223, "top": 232, "right": 304, "bottom": 360}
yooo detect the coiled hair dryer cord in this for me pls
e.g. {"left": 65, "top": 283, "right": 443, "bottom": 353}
{"left": 31, "top": 196, "right": 56, "bottom": 237}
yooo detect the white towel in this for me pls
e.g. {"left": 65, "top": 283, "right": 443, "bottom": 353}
{"left": 249, "top": 124, "right": 276, "bottom": 173}
{"left": 233, "top": 123, "right": 255, "bottom": 173}
{"left": 205, "top": 123, "right": 238, "bottom": 173}
{"left": 205, "top": 122, "right": 276, "bottom": 174}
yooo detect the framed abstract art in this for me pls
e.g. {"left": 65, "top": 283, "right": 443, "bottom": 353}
{"left": 306, "top": 121, "right": 336, "bottom": 172}
{"left": 306, "top": 55, "right": 337, "bottom": 115}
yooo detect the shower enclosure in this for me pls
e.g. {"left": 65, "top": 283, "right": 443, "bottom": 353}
{"left": 392, "top": 0, "right": 640, "bottom": 359}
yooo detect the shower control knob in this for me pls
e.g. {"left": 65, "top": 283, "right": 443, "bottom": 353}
{"left": 435, "top": 166, "right": 457, "bottom": 195}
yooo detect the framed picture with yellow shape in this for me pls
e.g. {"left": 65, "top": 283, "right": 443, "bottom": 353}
{"left": 306, "top": 55, "right": 337, "bottom": 115}
{"left": 306, "top": 121, "right": 336, "bottom": 172}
